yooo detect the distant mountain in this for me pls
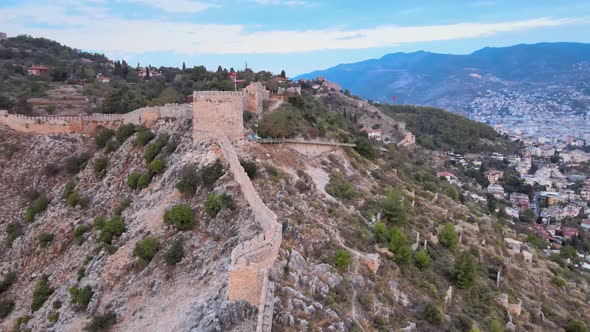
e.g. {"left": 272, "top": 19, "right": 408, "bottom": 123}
{"left": 295, "top": 43, "right": 590, "bottom": 117}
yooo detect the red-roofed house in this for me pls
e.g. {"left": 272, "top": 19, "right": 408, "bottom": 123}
{"left": 437, "top": 171, "right": 457, "bottom": 182}
{"left": 561, "top": 226, "right": 579, "bottom": 240}
{"left": 28, "top": 65, "right": 49, "bottom": 77}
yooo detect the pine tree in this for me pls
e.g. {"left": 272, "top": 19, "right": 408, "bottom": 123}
{"left": 452, "top": 251, "right": 477, "bottom": 289}
{"left": 182, "top": 62, "right": 186, "bottom": 71}
{"left": 381, "top": 187, "right": 407, "bottom": 225}
{"left": 438, "top": 222, "right": 459, "bottom": 251}
{"left": 280, "top": 69, "right": 286, "bottom": 78}
{"left": 145, "top": 66, "right": 150, "bottom": 80}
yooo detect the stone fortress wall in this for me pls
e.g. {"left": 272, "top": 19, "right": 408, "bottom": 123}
{"left": 0, "top": 104, "right": 191, "bottom": 134}
{"left": 217, "top": 132, "right": 281, "bottom": 332}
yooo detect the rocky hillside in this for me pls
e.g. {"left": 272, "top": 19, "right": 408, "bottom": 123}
{"left": 0, "top": 93, "right": 589, "bottom": 332}
{"left": 0, "top": 119, "right": 262, "bottom": 331}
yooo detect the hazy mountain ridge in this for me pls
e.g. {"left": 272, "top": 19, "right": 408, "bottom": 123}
{"left": 296, "top": 43, "right": 590, "bottom": 116}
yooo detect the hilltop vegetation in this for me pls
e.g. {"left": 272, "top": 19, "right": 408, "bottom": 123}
{"left": 381, "top": 104, "right": 518, "bottom": 153}
{"left": 0, "top": 35, "right": 283, "bottom": 115}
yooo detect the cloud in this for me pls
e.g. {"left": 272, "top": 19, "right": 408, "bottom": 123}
{"left": 0, "top": 2, "right": 585, "bottom": 56}
{"left": 124, "top": 0, "right": 217, "bottom": 13}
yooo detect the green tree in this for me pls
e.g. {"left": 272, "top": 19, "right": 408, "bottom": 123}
{"left": 381, "top": 187, "right": 407, "bottom": 225}
{"left": 373, "top": 221, "right": 386, "bottom": 243}
{"left": 127, "top": 172, "right": 142, "bottom": 189}
{"left": 280, "top": 69, "right": 286, "bottom": 78}
{"left": 423, "top": 303, "right": 442, "bottom": 325}
{"left": 560, "top": 245, "right": 577, "bottom": 261}
{"left": 354, "top": 137, "right": 376, "bottom": 160}
{"left": 438, "top": 222, "right": 459, "bottom": 251}
{"left": 452, "top": 251, "right": 477, "bottom": 289}
{"left": 95, "top": 128, "right": 115, "bottom": 148}
{"left": 414, "top": 249, "right": 431, "bottom": 269}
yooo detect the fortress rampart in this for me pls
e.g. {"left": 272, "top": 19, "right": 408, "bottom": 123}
{"left": 0, "top": 104, "right": 191, "bottom": 135}
{"left": 217, "top": 132, "right": 281, "bottom": 332}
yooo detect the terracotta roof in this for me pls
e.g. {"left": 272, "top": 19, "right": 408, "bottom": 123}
{"left": 29, "top": 66, "right": 48, "bottom": 70}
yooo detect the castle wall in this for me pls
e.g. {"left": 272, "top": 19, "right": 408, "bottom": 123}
{"left": 0, "top": 104, "right": 191, "bottom": 135}
{"left": 193, "top": 92, "right": 245, "bottom": 141}
{"left": 244, "top": 82, "right": 269, "bottom": 113}
{"left": 217, "top": 131, "right": 282, "bottom": 331}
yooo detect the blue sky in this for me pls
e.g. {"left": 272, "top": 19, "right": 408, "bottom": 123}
{"left": 1, "top": 0, "right": 590, "bottom": 75}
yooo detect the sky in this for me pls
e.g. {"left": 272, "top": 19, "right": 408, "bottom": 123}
{"left": 1, "top": 0, "right": 590, "bottom": 76}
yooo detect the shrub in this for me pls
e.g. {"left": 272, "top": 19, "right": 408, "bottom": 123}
{"left": 67, "top": 192, "right": 81, "bottom": 207}
{"left": 0, "top": 271, "right": 17, "bottom": 294}
{"left": 93, "top": 157, "right": 108, "bottom": 178}
{"left": 69, "top": 285, "right": 94, "bottom": 310}
{"left": 560, "top": 245, "right": 577, "bottom": 261}
{"left": 48, "top": 311, "right": 59, "bottom": 323}
{"left": 373, "top": 221, "right": 386, "bottom": 242}
{"left": 354, "top": 136, "right": 376, "bottom": 160}
{"left": 334, "top": 249, "right": 351, "bottom": 270}
{"left": 44, "top": 163, "right": 60, "bottom": 177}
{"left": 95, "top": 128, "right": 115, "bottom": 148}
{"left": 133, "top": 236, "right": 160, "bottom": 265}
{"left": 143, "top": 135, "right": 168, "bottom": 162}
{"left": 148, "top": 159, "right": 165, "bottom": 175}
{"left": 105, "top": 140, "right": 120, "bottom": 154}
{"left": 25, "top": 194, "right": 50, "bottom": 222}
{"left": 201, "top": 159, "right": 223, "bottom": 188}
{"left": 84, "top": 311, "right": 116, "bottom": 331}
{"left": 326, "top": 174, "right": 357, "bottom": 200}
{"left": 177, "top": 164, "right": 198, "bottom": 196}
{"left": 77, "top": 267, "right": 86, "bottom": 281}
{"left": 115, "top": 123, "right": 136, "bottom": 144}
{"left": 65, "top": 152, "right": 91, "bottom": 175}
{"left": 240, "top": 160, "right": 258, "bottom": 178}
{"left": 73, "top": 224, "right": 90, "bottom": 245}
{"left": 137, "top": 172, "right": 153, "bottom": 189}
{"left": 551, "top": 275, "right": 566, "bottom": 287}
{"left": 31, "top": 275, "right": 54, "bottom": 312}
{"left": 0, "top": 298, "right": 15, "bottom": 319}
{"left": 163, "top": 204, "right": 195, "bottom": 231}
{"left": 14, "top": 315, "right": 33, "bottom": 331}
{"left": 438, "top": 222, "right": 459, "bottom": 251}
{"left": 452, "top": 251, "right": 477, "bottom": 289}
{"left": 127, "top": 172, "right": 141, "bottom": 189}
{"left": 423, "top": 303, "right": 442, "bottom": 325}
{"left": 5, "top": 222, "right": 23, "bottom": 248}
{"left": 414, "top": 249, "right": 431, "bottom": 269}
{"left": 135, "top": 129, "right": 155, "bottom": 146}
{"left": 38, "top": 232, "right": 55, "bottom": 248}
{"left": 164, "top": 238, "right": 184, "bottom": 266}
{"left": 113, "top": 198, "right": 132, "bottom": 216}
{"left": 386, "top": 227, "right": 412, "bottom": 265}
{"left": 63, "top": 180, "right": 76, "bottom": 199}
{"left": 204, "top": 193, "right": 222, "bottom": 217}
{"left": 97, "top": 216, "right": 126, "bottom": 245}
{"left": 565, "top": 319, "right": 587, "bottom": 332}
{"left": 220, "top": 194, "right": 236, "bottom": 210}
{"left": 52, "top": 300, "right": 62, "bottom": 309}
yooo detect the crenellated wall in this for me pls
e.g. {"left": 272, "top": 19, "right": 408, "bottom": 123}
{"left": 217, "top": 132, "right": 281, "bottom": 332}
{"left": 0, "top": 104, "right": 191, "bottom": 135}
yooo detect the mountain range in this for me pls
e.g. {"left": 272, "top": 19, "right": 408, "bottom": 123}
{"left": 296, "top": 43, "right": 590, "bottom": 117}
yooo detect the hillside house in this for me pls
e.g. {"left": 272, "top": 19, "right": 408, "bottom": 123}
{"left": 510, "top": 193, "right": 530, "bottom": 210}
{"left": 361, "top": 128, "right": 383, "bottom": 141}
{"left": 96, "top": 74, "right": 110, "bottom": 83}
{"left": 28, "top": 65, "right": 49, "bottom": 77}
{"left": 561, "top": 226, "right": 579, "bottom": 240}
{"left": 487, "top": 184, "right": 505, "bottom": 199}
{"left": 138, "top": 68, "right": 161, "bottom": 78}
{"left": 485, "top": 170, "right": 503, "bottom": 184}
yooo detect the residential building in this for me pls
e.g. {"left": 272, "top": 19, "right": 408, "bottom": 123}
{"left": 28, "top": 65, "right": 49, "bottom": 77}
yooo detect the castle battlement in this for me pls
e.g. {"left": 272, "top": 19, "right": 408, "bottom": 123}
{"left": 195, "top": 91, "right": 245, "bottom": 97}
